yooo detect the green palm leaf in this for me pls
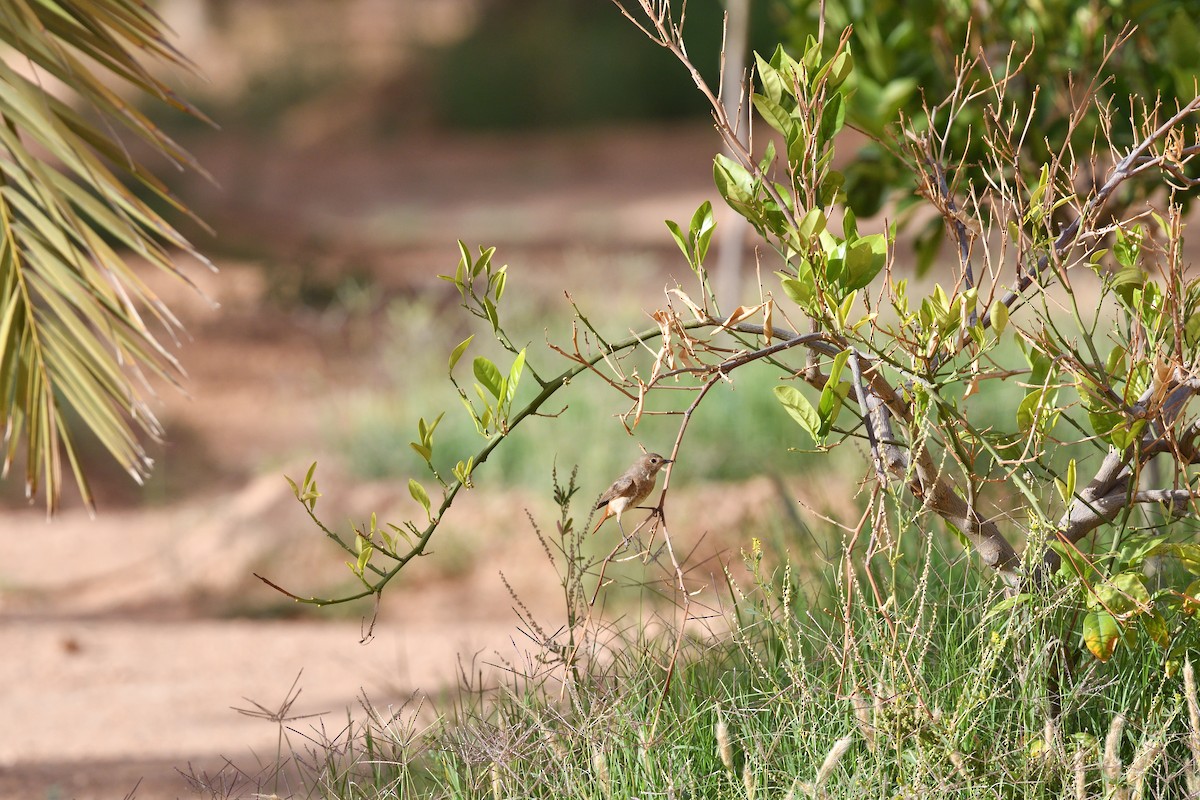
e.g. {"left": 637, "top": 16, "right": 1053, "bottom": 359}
{"left": 0, "top": 0, "right": 208, "bottom": 512}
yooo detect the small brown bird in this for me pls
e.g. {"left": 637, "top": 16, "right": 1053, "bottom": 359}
{"left": 592, "top": 452, "right": 673, "bottom": 535}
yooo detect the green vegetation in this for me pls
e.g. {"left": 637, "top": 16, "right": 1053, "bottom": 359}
{"left": 253, "top": 1, "right": 1200, "bottom": 797}
{"left": 216, "top": 478, "right": 1200, "bottom": 797}
{"left": 784, "top": 0, "right": 1200, "bottom": 230}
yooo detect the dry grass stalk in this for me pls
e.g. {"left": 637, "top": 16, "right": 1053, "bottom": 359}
{"left": 716, "top": 703, "right": 734, "bottom": 771}
{"left": 1043, "top": 713, "right": 1062, "bottom": 764}
{"left": 1186, "top": 659, "right": 1200, "bottom": 794}
{"left": 789, "top": 735, "right": 854, "bottom": 800}
{"left": 592, "top": 745, "right": 611, "bottom": 799}
{"left": 490, "top": 761, "right": 503, "bottom": 800}
{"left": 1103, "top": 713, "right": 1125, "bottom": 784}
{"left": 1125, "top": 737, "right": 1162, "bottom": 800}
{"left": 850, "top": 692, "right": 875, "bottom": 752}
{"left": 638, "top": 722, "right": 651, "bottom": 770}
{"left": 1073, "top": 747, "right": 1087, "bottom": 800}
{"left": 813, "top": 736, "right": 853, "bottom": 787}
{"left": 742, "top": 760, "right": 756, "bottom": 800}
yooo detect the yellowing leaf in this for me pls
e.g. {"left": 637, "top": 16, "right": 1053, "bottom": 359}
{"left": 1082, "top": 609, "right": 1120, "bottom": 661}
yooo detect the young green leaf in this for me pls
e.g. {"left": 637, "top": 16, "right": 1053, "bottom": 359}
{"left": 506, "top": 348, "right": 526, "bottom": 405}
{"left": 483, "top": 297, "right": 500, "bottom": 332}
{"left": 755, "top": 51, "right": 786, "bottom": 103}
{"left": 473, "top": 356, "right": 504, "bottom": 400}
{"left": 410, "top": 442, "right": 432, "bottom": 464}
{"left": 457, "top": 240, "right": 473, "bottom": 281}
{"left": 665, "top": 219, "right": 691, "bottom": 264}
{"left": 691, "top": 200, "right": 716, "bottom": 264}
{"left": 774, "top": 385, "right": 821, "bottom": 443}
{"left": 714, "top": 154, "right": 756, "bottom": 207}
{"left": 355, "top": 541, "right": 374, "bottom": 576}
{"left": 409, "top": 478, "right": 432, "bottom": 520}
{"left": 492, "top": 268, "right": 507, "bottom": 301}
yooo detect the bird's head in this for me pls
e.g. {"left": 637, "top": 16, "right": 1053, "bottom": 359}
{"left": 640, "top": 453, "right": 673, "bottom": 475}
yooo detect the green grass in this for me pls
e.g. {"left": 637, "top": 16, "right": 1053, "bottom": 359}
{"left": 205, "top": 475, "right": 1200, "bottom": 799}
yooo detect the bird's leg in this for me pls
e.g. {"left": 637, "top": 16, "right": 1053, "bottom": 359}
{"left": 616, "top": 517, "right": 637, "bottom": 554}
{"left": 640, "top": 504, "right": 666, "bottom": 564}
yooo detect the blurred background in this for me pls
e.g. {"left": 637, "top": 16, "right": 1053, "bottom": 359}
{"left": 0, "top": 1, "right": 828, "bottom": 796}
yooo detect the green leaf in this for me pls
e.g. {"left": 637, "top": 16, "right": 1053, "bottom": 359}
{"left": 818, "top": 349, "right": 851, "bottom": 436}
{"left": 752, "top": 92, "right": 795, "bottom": 138}
{"left": 1092, "top": 572, "right": 1151, "bottom": 615}
{"left": 473, "top": 356, "right": 504, "bottom": 400}
{"left": 778, "top": 262, "right": 816, "bottom": 309}
{"left": 471, "top": 245, "right": 495, "bottom": 279}
{"left": 355, "top": 540, "right": 374, "bottom": 576}
{"left": 755, "top": 51, "right": 787, "bottom": 103}
{"left": 990, "top": 301, "right": 1009, "bottom": 336}
{"left": 1186, "top": 311, "right": 1200, "bottom": 347}
{"left": 409, "top": 442, "right": 432, "bottom": 464}
{"left": 834, "top": 292, "right": 855, "bottom": 327}
{"left": 408, "top": 478, "right": 432, "bottom": 520}
{"left": 506, "top": 348, "right": 526, "bottom": 405}
{"left": 1109, "top": 419, "right": 1146, "bottom": 451}
{"left": 691, "top": 201, "right": 716, "bottom": 264}
{"left": 492, "top": 268, "right": 507, "bottom": 302}
{"left": 1142, "top": 611, "right": 1170, "bottom": 648}
{"left": 457, "top": 239, "right": 472, "bottom": 278}
{"left": 454, "top": 457, "right": 475, "bottom": 488}
{"left": 842, "top": 208, "right": 858, "bottom": 241}
{"left": 767, "top": 44, "right": 800, "bottom": 89}
{"left": 1150, "top": 543, "right": 1200, "bottom": 575}
{"left": 818, "top": 92, "right": 846, "bottom": 145}
{"left": 797, "top": 208, "right": 826, "bottom": 243}
{"left": 842, "top": 233, "right": 887, "bottom": 290}
{"left": 483, "top": 297, "right": 500, "bottom": 332}
{"left": 826, "top": 50, "right": 854, "bottom": 88}
{"left": 1016, "top": 388, "right": 1058, "bottom": 434}
{"left": 665, "top": 219, "right": 690, "bottom": 264}
{"left": 774, "top": 385, "right": 821, "bottom": 444}
{"left": 1113, "top": 226, "right": 1142, "bottom": 269}
{"left": 714, "top": 154, "right": 756, "bottom": 208}
{"left": 1027, "top": 164, "right": 1050, "bottom": 226}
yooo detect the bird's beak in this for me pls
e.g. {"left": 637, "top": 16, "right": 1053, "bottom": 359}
{"left": 663, "top": 459, "right": 674, "bottom": 464}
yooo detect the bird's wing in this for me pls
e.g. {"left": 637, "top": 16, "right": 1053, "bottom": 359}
{"left": 596, "top": 475, "right": 634, "bottom": 508}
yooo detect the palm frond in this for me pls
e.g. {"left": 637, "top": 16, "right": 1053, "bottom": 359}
{"left": 0, "top": 0, "right": 209, "bottom": 511}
